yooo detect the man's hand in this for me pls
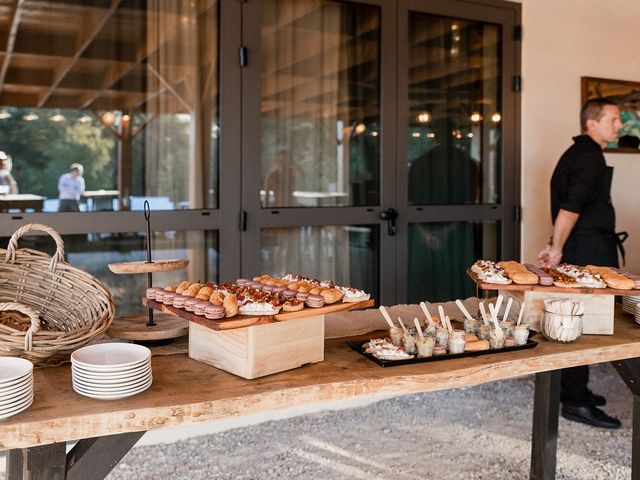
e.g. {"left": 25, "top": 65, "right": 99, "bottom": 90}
{"left": 537, "top": 243, "right": 563, "bottom": 268}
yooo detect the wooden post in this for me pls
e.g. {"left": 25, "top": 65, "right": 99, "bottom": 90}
{"left": 612, "top": 358, "right": 640, "bottom": 480}
{"left": 6, "top": 443, "right": 66, "bottom": 480}
{"left": 530, "top": 370, "right": 560, "bottom": 480}
{"left": 118, "top": 109, "right": 133, "bottom": 211}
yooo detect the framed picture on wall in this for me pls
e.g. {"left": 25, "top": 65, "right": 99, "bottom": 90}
{"left": 581, "top": 76, "right": 640, "bottom": 153}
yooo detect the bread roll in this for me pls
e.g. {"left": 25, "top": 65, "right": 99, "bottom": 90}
{"left": 223, "top": 293, "right": 238, "bottom": 317}
{"left": 175, "top": 281, "right": 191, "bottom": 294}
{"left": 320, "top": 288, "right": 343, "bottom": 304}
{"left": 309, "top": 287, "right": 322, "bottom": 295}
{"left": 587, "top": 266, "right": 635, "bottom": 290}
{"left": 464, "top": 340, "right": 490, "bottom": 351}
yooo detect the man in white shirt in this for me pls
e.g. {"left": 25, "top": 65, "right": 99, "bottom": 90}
{"left": 58, "top": 163, "right": 85, "bottom": 212}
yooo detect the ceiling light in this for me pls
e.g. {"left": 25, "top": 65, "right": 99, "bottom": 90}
{"left": 412, "top": 132, "right": 421, "bottom": 138}
{"left": 0, "top": 111, "right": 11, "bottom": 120}
{"left": 470, "top": 112, "right": 482, "bottom": 123}
{"left": 491, "top": 112, "right": 502, "bottom": 123}
{"left": 102, "top": 111, "right": 116, "bottom": 125}
{"left": 23, "top": 113, "right": 38, "bottom": 121}
{"left": 354, "top": 123, "right": 366, "bottom": 135}
{"left": 79, "top": 115, "right": 92, "bottom": 124}
{"left": 50, "top": 114, "right": 65, "bottom": 122}
{"left": 427, "top": 132, "right": 435, "bottom": 139}
{"left": 371, "top": 131, "right": 379, "bottom": 137}
{"left": 417, "top": 112, "right": 431, "bottom": 124}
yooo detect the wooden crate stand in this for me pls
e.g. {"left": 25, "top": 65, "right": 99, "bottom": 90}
{"left": 500, "top": 290, "right": 614, "bottom": 335}
{"left": 189, "top": 314, "right": 325, "bottom": 379}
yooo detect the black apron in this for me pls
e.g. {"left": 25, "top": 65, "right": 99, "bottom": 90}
{"left": 562, "top": 166, "right": 622, "bottom": 268}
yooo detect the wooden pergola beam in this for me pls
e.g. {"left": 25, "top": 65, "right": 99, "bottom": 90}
{"left": 0, "top": 0, "right": 25, "bottom": 91}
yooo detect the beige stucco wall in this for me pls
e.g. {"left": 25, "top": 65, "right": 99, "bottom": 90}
{"left": 519, "top": 0, "right": 640, "bottom": 272}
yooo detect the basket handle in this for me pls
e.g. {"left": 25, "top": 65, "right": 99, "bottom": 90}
{"left": 5, "top": 223, "right": 66, "bottom": 272}
{"left": 0, "top": 302, "right": 41, "bottom": 352}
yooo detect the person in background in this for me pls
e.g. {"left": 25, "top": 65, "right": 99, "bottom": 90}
{"left": 538, "top": 98, "right": 624, "bottom": 429}
{"left": 0, "top": 151, "right": 18, "bottom": 194}
{"left": 58, "top": 163, "right": 85, "bottom": 212}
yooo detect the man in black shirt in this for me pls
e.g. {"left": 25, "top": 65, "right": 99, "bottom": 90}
{"left": 538, "top": 98, "right": 623, "bottom": 429}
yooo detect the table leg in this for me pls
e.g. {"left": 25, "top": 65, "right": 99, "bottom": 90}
{"left": 530, "top": 370, "right": 561, "bottom": 480}
{"left": 6, "top": 442, "right": 66, "bottom": 480}
{"left": 5, "top": 431, "right": 145, "bottom": 480}
{"left": 612, "top": 358, "right": 640, "bottom": 480}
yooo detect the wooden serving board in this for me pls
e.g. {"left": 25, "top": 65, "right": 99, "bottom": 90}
{"left": 467, "top": 269, "right": 640, "bottom": 296}
{"left": 143, "top": 297, "right": 375, "bottom": 331}
{"left": 108, "top": 259, "right": 189, "bottom": 274}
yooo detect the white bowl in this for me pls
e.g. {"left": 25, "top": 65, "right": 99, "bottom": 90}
{"left": 71, "top": 343, "right": 150, "bottom": 370}
{"left": 0, "top": 358, "right": 33, "bottom": 384}
{"left": 0, "top": 373, "right": 33, "bottom": 393}
{"left": 0, "top": 388, "right": 33, "bottom": 408}
{"left": 0, "top": 394, "right": 33, "bottom": 419}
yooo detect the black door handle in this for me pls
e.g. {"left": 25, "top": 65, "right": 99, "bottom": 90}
{"left": 379, "top": 208, "right": 398, "bottom": 236}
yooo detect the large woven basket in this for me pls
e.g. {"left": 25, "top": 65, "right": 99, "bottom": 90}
{"left": 0, "top": 224, "right": 114, "bottom": 365}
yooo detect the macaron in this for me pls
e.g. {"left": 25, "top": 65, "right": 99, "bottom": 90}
{"left": 162, "top": 292, "right": 178, "bottom": 305}
{"left": 236, "top": 278, "right": 251, "bottom": 285}
{"left": 305, "top": 294, "right": 325, "bottom": 308}
{"left": 295, "top": 291, "right": 309, "bottom": 301}
{"left": 154, "top": 290, "right": 168, "bottom": 303}
{"left": 250, "top": 281, "right": 264, "bottom": 290}
{"left": 281, "top": 289, "right": 297, "bottom": 299}
{"left": 172, "top": 295, "right": 190, "bottom": 309}
{"left": 184, "top": 297, "right": 201, "bottom": 312}
{"left": 146, "top": 287, "right": 163, "bottom": 300}
{"left": 204, "top": 304, "right": 225, "bottom": 320}
{"left": 262, "top": 284, "right": 275, "bottom": 293}
{"left": 193, "top": 301, "right": 211, "bottom": 316}
{"left": 272, "top": 285, "right": 286, "bottom": 294}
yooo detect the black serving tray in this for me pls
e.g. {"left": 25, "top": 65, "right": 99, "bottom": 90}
{"left": 347, "top": 338, "right": 538, "bottom": 367}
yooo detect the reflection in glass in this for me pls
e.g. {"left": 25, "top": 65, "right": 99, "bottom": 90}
{"left": 407, "top": 13, "right": 501, "bottom": 205}
{"left": 1, "top": 231, "right": 218, "bottom": 316}
{"left": 261, "top": 225, "right": 378, "bottom": 299}
{"left": 0, "top": 1, "right": 220, "bottom": 212}
{"left": 261, "top": 0, "right": 381, "bottom": 208}
{"left": 408, "top": 221, "right": 499, "bottom": 303}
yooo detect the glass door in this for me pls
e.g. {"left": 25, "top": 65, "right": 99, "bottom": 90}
{"left": 241, "top": 0, "right": 399, "bottom": 304}
{"left": 395, "top": 0, "right": 520, "bottom": 303}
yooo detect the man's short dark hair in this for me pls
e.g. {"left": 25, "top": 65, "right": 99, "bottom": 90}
{"left": 580, "top": 98, "right": 618, "bottom": 132}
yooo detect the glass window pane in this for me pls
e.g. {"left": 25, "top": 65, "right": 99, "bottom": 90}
{"left": 0, "top": 230, "right": 218, "bottom": 316}
{"left": 260, "top": 0, "right": 381, "bottom": 208}
{"left": 407, "top": 13, "right": 501, "bottom": 205}
{"left": 408, "top": 221, "right": 500, "bottom": 303}
{"left": 261, "top": 225, "right": 378, "bottom": 298}
{"left": 0, "top": 1, "right": 219, "bottom": 212}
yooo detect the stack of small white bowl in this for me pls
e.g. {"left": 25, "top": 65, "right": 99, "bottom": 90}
{"left": 0, "top": 357, "right": 34, "bottom": 419}
{"left": 623, "top": 295, "right": 640, "bottom": 316}
{"left": 71, "top": 343, "right": 152, "bottom": 400}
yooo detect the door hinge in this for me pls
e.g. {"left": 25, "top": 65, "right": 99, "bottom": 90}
{"left": 239, "top": 46, "right": 248, "bottom": 67}
{"left": 514, "top": 25, "right": 522, "bottom": 41}
{"left": 239, "top": 210, "right": 247, "bottom": 231}
{"left": 514, "top": 205, "right": 522, "bottom": 223}
{"left": 513, "top": 75, "right": 522, "bottom": 92}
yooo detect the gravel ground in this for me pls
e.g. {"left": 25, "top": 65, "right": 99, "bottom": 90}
{"left": 1, "top": 363, "right": 632, "bottom": 479}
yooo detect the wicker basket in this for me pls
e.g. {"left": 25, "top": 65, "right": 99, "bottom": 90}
{"left": 0, "top": 224, "right": 115, "bottom": 365}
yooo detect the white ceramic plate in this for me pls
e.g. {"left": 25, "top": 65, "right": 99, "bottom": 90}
{"left": 72, "top": 373, "right": 152, "bottom": 392}
{"left": 71, "top": 343, "right": 151, "bottom": 370}
{"left": 71, "top": 357, "right": 150, "bottom": 374}
{"left": 72, "top": 361, "right": 150, "bottom": 378}
{"left": 0, "top": 358, "right": 33, "bottom": 384}
{"left": 0, "top": 395, "right": 33, "bottom": 420}
{"left": 73, "top": 379, "right": 152, "bottom": 400}
{"left": 0, "top": 388, "right": 33, "bottom": 409}
{"left": 0, "top": 374, "right": 33, "bottom": 394}
{"left": 72, "top": 366, "right": 151, "bottom": 384}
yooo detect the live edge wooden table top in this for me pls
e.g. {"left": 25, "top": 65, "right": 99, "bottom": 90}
{"left": 2, "top": 310, "right": 640, "bottom": 451}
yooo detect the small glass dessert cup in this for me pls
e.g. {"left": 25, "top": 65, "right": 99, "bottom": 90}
{"left": 541, "top": 310, "right": 582, "bottom": 343}
{"left": 423, "top": 324, "right": 437, "bottom": 337}
{"left": 403, "top": 328, "right": 418, "bottom": 355}
{"left": 416, "top": 335, "right": 435, "bottom": 358}
{"left": 477, "top": 323, "right": 492, "bottom": 341}
{"left": 513, "top": 324, "right": 530, "bottom": 346}
{"left": 448, "top": 329, "right": 466, "bottom": 354}
{"left": 463, "top": 317, "right": 479, "bottom": 335}
{"left": 500, "top": 321, "right": 514, "bottom": 338}
{"left": 488, "top": 327, "right": 506, "bottom": 349}
{"left": 435, "top": 327, "right": 449, "bottom": 349}
{"left": 389, "top": 326, "right": 404, "bottom": 346}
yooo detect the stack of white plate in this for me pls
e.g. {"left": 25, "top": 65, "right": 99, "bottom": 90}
{"left": 623, "top": 295, "right": 640, "bottom": 315}
{"left": 636, "top": 303, "right": 640, "bottom": 326}
{"left": 71, "top": 343, "right": 152, "bottom": 400}
{"left": 0, "top": 357, "right": 34, "bottom": 419}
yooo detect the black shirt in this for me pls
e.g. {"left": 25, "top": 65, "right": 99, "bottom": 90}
{"left": 550, "top": 135, "right": 615, "bottom": 234}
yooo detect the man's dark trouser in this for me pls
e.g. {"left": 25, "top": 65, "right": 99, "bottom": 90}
{"left": 560, "top": 231, "right": 619, "bottom": 406}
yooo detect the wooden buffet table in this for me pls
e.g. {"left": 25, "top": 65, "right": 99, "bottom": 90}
{"left": 3, "top": 308, "right": 640, "bottom": 480}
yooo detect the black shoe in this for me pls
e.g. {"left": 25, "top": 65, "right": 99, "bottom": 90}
{"left": 588, "top": 392, "right": 606, "bottom": 407}
{"left": 561, "top": 404, "right": 621, "bottom": 429}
